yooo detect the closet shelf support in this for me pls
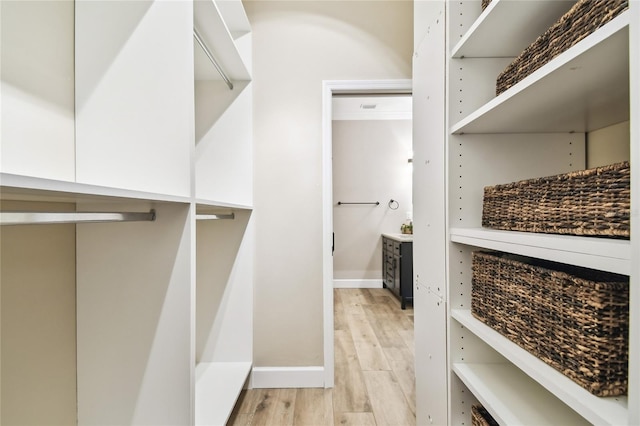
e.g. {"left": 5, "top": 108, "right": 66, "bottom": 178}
{"left": 193, "top": 27, "right": 234, "bottom": 90}
{"left": 0, "top": 210, "right": 156, "bottom": 226}
{"left": 196, "top": 213, "right": 235, "bottom": 220}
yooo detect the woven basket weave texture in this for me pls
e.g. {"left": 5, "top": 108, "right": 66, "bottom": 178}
{"left": 482, "top": 161, "right": 630, "bottom": 238}
{"left": 496, "top": 0, "right": 628, "bottom": 95}
{"left": 471, "top": 405, "right": 499, "bottom": 426}
{"left": 471, "top": 251, "right": 629, "bottom": 396}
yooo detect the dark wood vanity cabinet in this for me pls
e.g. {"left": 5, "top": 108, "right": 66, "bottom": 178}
{"left": 382, "top": 235, "right": 413, "bottom": 309}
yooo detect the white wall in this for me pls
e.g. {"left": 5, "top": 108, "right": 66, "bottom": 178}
{"left": 332, "top": 119, "right": 412, "bottom": 280}
{"left": 587, "top": 121, "right": 630, "bottom": 168}
{"left": 245, "top": 1, "right": 413, "bottom": 369}
{"left": 1, "top": 202, "right": 77, "bottom": 426}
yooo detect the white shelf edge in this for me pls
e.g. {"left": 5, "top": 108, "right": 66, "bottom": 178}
{"left": 194, "top": 0, "right": 251, "bottom": 82}
{"left": 450, "top": 11, "right": 630, "bottom": 134}
{"left": 451, "top": 0, "right": 575, "bottom": 58}
{"left": 0, "top": 173, "right": 192, "bottom": 204}
{"left": 0, "top": 174, "right": 257, "bottom": 211}
{"left": 451, "top": 310, "right": 628, "bottom": 426}
{"left": 195, "top": 361, "right": 252, "bottom": 426}
{"left": 450, "top": 227, "right": 630, "bottom": 275}
{"left": 452, "top": 363, "right": 589, "bottom": 426}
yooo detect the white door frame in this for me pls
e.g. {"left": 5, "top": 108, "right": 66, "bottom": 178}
{"left": 321, "top": 79, "right": 412, "bottom": 387}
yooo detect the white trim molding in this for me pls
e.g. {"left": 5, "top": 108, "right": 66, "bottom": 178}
{"left": 250, "top": 366, "right": 325, "bottom": 389}
{"left": 333, "top": 279, "right": 384, "bottom": 289}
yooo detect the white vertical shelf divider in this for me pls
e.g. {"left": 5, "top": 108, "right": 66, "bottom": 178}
{"left": 76, "top": 202, "right": 193, "bottom": 425}
{"left": 627, "top": 2, "right": 640, "bottom": 424}
{"left": 412, "top": 3, "right": 448, "bottom": 425}
{"left": 74, "top": 0, "right": 193, "bottom": 197}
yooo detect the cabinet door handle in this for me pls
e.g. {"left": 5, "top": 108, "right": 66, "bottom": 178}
{"left": 332, "top": 232, "right": 335, "bottom": 255}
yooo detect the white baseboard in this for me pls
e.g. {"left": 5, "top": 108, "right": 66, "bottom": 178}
{"left": 333, "top": 279, "right": 383, "bottom": 289}
{"left": 250, "top": 366, "right": 325, "bottom": 389}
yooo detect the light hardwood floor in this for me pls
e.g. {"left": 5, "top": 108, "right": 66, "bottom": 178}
{"left": 228, "top": 288, "right": 415, "bottom": 425}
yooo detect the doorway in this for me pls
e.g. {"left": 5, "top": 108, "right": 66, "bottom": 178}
{"left": 332, "top": 95, "right": 413, "bottom": 288}
{"left": 321, "top": 80, "right": 412, "bottom": 387}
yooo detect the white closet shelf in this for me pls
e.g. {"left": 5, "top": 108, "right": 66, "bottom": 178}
{"left": 0, "top": 174, "right": 257, "bottom": 211}
{"left": 195, "top": 361, "right": 252, "bottom": 426}
{"left": 215, "top": 0, "right": 251, "bottom": 39}
{"left": 451, "top": 12, "right": 630, "bottom": 134}
{"left": 0, "top": 173, "right": 192, "bottom": 204}
{"left": 452, "top": 310, "right": 628, "bottom": 426}
{"left": 450, "top": 227, "right": 630, "bottom": 275}
{"left": 452, "top": 363, "right": 588, "bottom": 426}
{"left": 451, "top": 0, "right": 575, "bottom": 58}
{"left": 194, "top": 0, "right": 251, "bottom": 82}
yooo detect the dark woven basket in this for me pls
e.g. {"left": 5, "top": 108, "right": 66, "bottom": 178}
{"left": 482, "top": 161, "right": 630, "bottom": 238}
{"left": 471, "top": 251, "right": 629, "bottom": 396}
{"left": 481, "top": 0, "right": 491, "bottom": 11}
{"left": 496, "top": 0, "right": 628, "bottom": 95}
{"left": 471, "top": 405, "right": 499, "bottom": 426}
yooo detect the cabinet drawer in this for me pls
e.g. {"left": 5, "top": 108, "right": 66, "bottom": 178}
{"left": 385, "top": 261, "right": 394, "bottom": 276}
{"left": 384, "top": 274, "right": 394, "bottom": 288}
{"left": 393, "top": 241, "right": 401, "bottom": 256}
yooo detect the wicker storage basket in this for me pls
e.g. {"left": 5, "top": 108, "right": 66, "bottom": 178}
{"left": 482, "top": 161, "right": 630, "bottom": 238}
{"left": 471, "top": 251, "right": 629, "bottom": 396}
{"left": 471, "top": 405, "right": 499, "bottom": 426}
{"left": 481, "top": 0, "right": 491, "bottom": 11}
{"left": 496, "top": 0, "right": 628, "bottom": 95}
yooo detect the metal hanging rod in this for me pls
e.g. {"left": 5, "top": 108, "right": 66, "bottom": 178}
{"left": 0, "top": 210, "right": 156, "bottom": 226}
{"left": 196, "top": 213, "right": 235, "bottom": 220}
{"left": 337, "top": 201, "right": 380, "bottom": 206}
{"left": 193, "top": 27, "right": 234, "bottom": 90}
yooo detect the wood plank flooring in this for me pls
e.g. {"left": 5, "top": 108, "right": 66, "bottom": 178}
{"left": 228, "top": 288, "right": 415, "bottom": 425}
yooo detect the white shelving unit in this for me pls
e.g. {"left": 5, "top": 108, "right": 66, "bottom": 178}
{"left": 192, "top": 2, "right": 253, "bottom": 425}
{"left": 413, "top": 0, "right": 638, "bottom": 425}
{"left": 451, "top": 12, "right": 630, "bottom": 135}
{"left": 0, "top": 0, "right": 253, "bottom": 424}
{"left": 452, "top": 310, "right": 628, "bottom": 426}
